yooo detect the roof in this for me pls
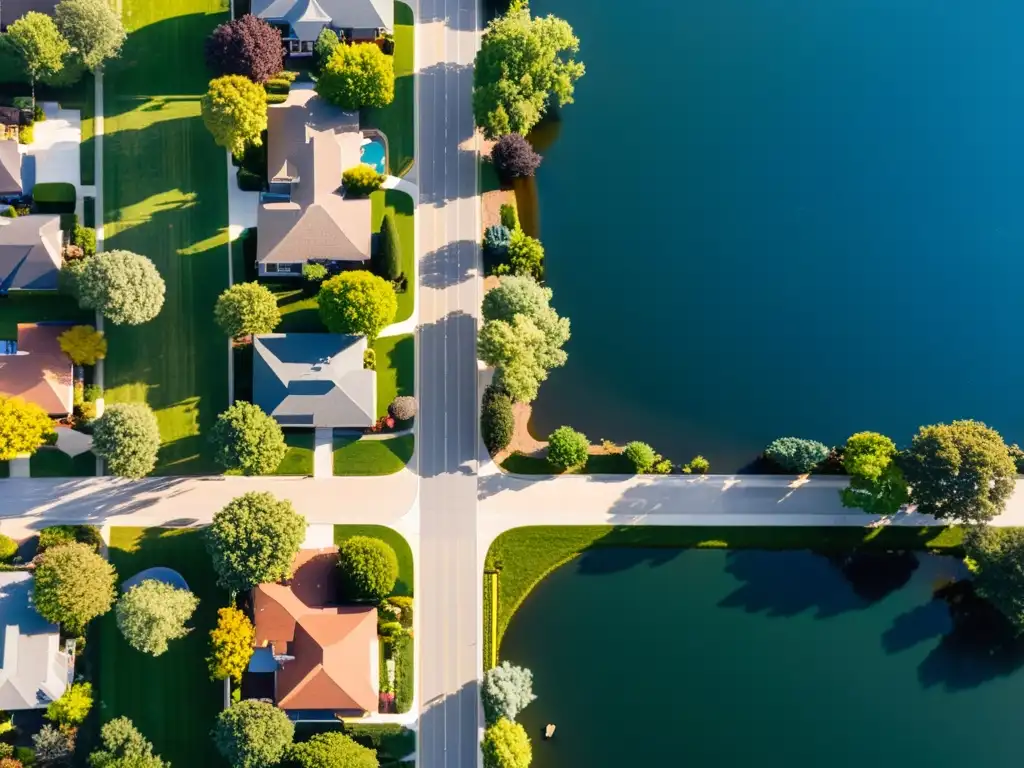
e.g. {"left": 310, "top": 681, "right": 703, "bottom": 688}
{"left": 0, "top": 572, "right": 68, "bottom": 711}
{"left": 253, "top": 333, "right": 376, "bottom": 428}
{"left": 0, "top": 323, "right": 73, "bottom": 415}
{"left": 253, "top": 548, "right": 378, "bottom": 713}
{"left": 0, "top": 141, "right": 21, "bottom": 195}
{"left": 0, "top": 215, "right": 62, "bottom": 291}
{"left": 258, "top": 88, "right": 370, "bottom": 266}
{"left": 251, "top": 0, "right": 393, "bottom": 34}
{"left": 0, "top": 0, "right": 58, "bottom": 29}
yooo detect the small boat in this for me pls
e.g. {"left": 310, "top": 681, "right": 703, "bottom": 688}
{"left": 544, "top": 724, "right": 556, "bottom": 739}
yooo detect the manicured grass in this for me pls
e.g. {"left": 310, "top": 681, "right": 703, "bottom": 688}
{"left": 371, "top": 189, "right": 415, "bottom": 322}
{"left": 29, "top": 448, "right": 94, "bottom": 476}
{"left": 334, "top": 524, "right": 413, "bottom": 596}
{"left": 276, "top": 430, "right": 314, "bottom": 475}
{"left": 269, "top": 282, "right": 323, "bottom": 333}
{"left": 333, "top": 433, "right": 414, "bottom": 476}
{"left": 483, "top": 525, "right": 969, "bottom": 667}
{"left": 372, "top": 333, "right": 413, "bottom": 418}
{"left": 361, "top": 1, "right": 414, "bottom": 176}
{"left": 0, "top": 292, "right": 92, "bottom": 339}
{"left": 97, "top": 527, "right": 229, "bottom": 768}
{"left": 501, "top": 451, "right": 634, "bottom": 475}
{"left": 101, "top": 0, "right": 231, "bottom": 475}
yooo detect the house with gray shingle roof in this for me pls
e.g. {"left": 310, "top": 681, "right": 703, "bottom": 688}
{"left": 253, "top": 333, "right": 376, "bottom": 428}
{"left": 0, "top": 572, "right": 70, "bottom": 711}
{"left": 0, "top": 140, "right": 21, "bottom": 196}
{"left": 251, "top": 0, "right": 393, "bottom": 52}
{"left": 0, "top": 215, "right": 62, "bottom": 292}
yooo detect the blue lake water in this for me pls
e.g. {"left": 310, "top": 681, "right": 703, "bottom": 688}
{"left": 528, "top": 0, "right": 1024, "bottom": 470}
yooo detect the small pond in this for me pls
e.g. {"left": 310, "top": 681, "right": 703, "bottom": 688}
{"left": 500, "top": 549, "right": 1024, "bottom": 767}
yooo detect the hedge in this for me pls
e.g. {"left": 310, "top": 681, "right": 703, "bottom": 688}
{"left": 237, "top": 168, "right": 263, "bottom": 191}
{"left": 32, "top": 182, "right": 76, "bottom": 205}
{"left": 264, "top": 79, "right": 291, "bottom": 94}
{"left": 393, "top": 634, "right": 413, "bottom": 713}
{"left": 266, "top": 92, "right": 288, "bottom": 104}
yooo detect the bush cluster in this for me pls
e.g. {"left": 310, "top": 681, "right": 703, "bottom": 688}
{"left": 546, "top": 426, "right": 588, "bottom": 471}
{"left": 336, "top": 536, "right": 399, "bottom": 602}
{"left": 343, "top": 164, "right": 385, "bottom": 195}
{"left": 482, "top": 385, "right": 515, "bottom": 454}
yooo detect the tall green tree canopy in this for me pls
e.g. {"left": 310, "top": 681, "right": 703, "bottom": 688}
{"left": 33, "top": 542, "right": 116, "bottom": 635}
{"left": 964, "top": 525, "right": 1024, "bottom": 631}
{"left": 286, "top": 732, "right": 379, "bottom": 768}
{"left": 336, "top": 536, "right": 399, "bottom": 602}
{"left": 901, "top": 420, "right": 1016, "bottom": 523}
{"left": 206, "top": 492, "right": 307, "bottom": 592}
{"left": 115, "top": 579, "right": 199, "bottom": 656}
{"left": 316, "top": 41, "right": 394, "bottom": 110}
{"left": 6, "top": 12, "right": 70, "bottom": 100}
{"left": 482, "top": 275, "right": 569, "bottom": 371}
{"left": 55, "top": 0, "right": 126, "bottom": 70}
{"left": 477, "top": 314, "right": 547, "bottom": 403}
{"left": 317, "top": 271, "right": 397, "bottom": 340}
{"left": 76, "top": 250, "right": 166, "bottom": 325}
{"left": 0, "top": 395, "right": 54, "bottom": 460}
{"left": 210, "top": 401, "right": 287, "bottom": 476}
{"left": 201, "top": 74, "right": 268, "bottom": 157}
{"left": 213, "top": 699, "right": 294, "bottom": 768}
{"left": 214, "top": 281, "right": 281, "bottom": 340}
{"left": 472, "top": 0, "right": 584, "bottom": 138}
{"left": 840, "top": 431, "right": 908, "bottom": 516}
{"left": 89, "top": 716, "right": 169, "bottom": 768}
{"left": 91, "top": 402, "right": 161, "bottom": 478}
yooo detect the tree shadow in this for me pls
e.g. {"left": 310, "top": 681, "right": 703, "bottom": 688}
{"left": 416, "top": 62, "right": 477, "bottom": 206}
{"left": 575, "top": 545, "right": 685, "bottom": 576}
{"left": 882, "top": 600, "right": 952, "bottom": 654}
{"left": 420, "top": 239, "right": 478, "bottom": 288}
{"left": 830, "top": 549, "right": 919, "bottom": 602}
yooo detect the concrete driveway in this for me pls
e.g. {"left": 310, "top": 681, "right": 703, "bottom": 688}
{"left": 25, "top": 102, "right": 81, "bottom": 190}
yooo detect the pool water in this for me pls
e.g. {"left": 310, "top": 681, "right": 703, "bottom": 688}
{"left": 360, "top": 139, "right": 386, "bottom": 175}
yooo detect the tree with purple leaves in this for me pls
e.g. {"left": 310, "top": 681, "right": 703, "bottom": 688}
{"left": 205, "top": 14, "right": 284, "bottom": 84}
{"left": 490, "top": 134, "right": 542, "bottom": 181}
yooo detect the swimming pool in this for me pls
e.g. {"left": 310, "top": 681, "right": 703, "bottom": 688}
{"left": 360, "top": 138, "right": 386, "bottom": 175}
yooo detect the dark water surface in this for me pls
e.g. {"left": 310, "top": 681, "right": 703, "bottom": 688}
{"left": 500, "top": 549, "right": 1024, "bottom": 767}
{"left": 527, "top": 0, "right": 1024, "bottom": 470}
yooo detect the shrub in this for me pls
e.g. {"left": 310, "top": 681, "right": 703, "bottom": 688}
{"left": 491, "top": 133, "right": 542, "bottom": 181}
{"left": 337, "top": 536, "right": 399, "bottom": 601}
{"left": 266, "top": 92, "right": 287, "bottom": 104}
{"left": 237, "top": 167, "right": 263, "bottom": 191}
{"left": 17, "top": 124, "right": 32, "bottom": 145}
{"left": 72, "top": 223, "right": 96, "bottom": 255}
{"left": 302, "top": 262, "right": 328, "bottom": 283}
{"left": 546, "top": 426, "right": 588, "bottom": 471}
{"left": 214, "top": 281, "right": 281, "bottom": 340}
{"left": 58, "top": 324, "right": 106, "bottom": 365}
{"left": 32, "top": 723, "right": 73, "bottom": 765}
{"left": 205, "top": 14, "right": 284, "bottom": 83}
{"left": 388, "top": 595, "right": 413, "bottom": 628}
{"left": 59, "top": 256, "right": 86, "bottom": 299}
{"left": 38, "top": 523, "right": 102, "bottom": 553}
{"left": 0, "top": 395, "right": 54, "bottom": 460}
{"left": 92, "top": 402, "right": 161, "bottom": 478}
{"left": 208, "top": 606, "right": 255, "bottom": 683}
{"left": 316, "top": 41, "right": 395, "bottom": 109}
{"left": 0, "top": 207, "right": 15, "bottom": 218}
{"left": 362, "top": 348, "right": 376, "bottom": 370}
{"left": 318, "top": 270, "right": 397, "bottom": 340}
{"left": 388, "top": 395, "right": 417, "bottom": 422}
{"left": 683, "top": 455, "right": 710, "bottom": 474}
{"left": 210, "top": 401, "right": 287, "bottom": 475}
{"left": 31, "top": 181, "right": 75, "bottom": 205}
{"left": 89, "top": 716, "right": 168, "bottom": 768}
{"left": 313, "top": 27, "right": 339, "bottom": 73}
{"left": 116, "top": 579, "right": 199, "bottom": 656}
{"left": 33, "top": 542, "right": 116, "bottom": 634}
{"left": 206, "top": 491, "right": 306, "bottom": 592}
{"left": 76, "top": 250, "right": 166, "bottom": 325}
{"left": 376, "top": 210, "right": 401, "bottom": 281}
{"left": 0, "top": 535, "right": 15, "bottom": 563}
{"left": 264, "top": 79, "right": 289, "bottom": 94}
{"left": 482, "top": 719, "right": 531, "bottom": 768}
{"left": 1010, "top": 443, "right": 1024, "bottom": 474}
{"left": 45, "top": 681, "right": 92, "bottom": 726}
{"left": 763, "top": 436, "right": 830, "bottom": 474}
{"left": 481, "top": 387, "right": 514, "bottom": 454}
{"left": 343, "top": 163, "right": 384, "bottom": 195}
{"left": 483, "top": 224, "right": 511, "bottom": 259}
{"left": 622, "top": 441, "right": 656, "bottom": 473}
{"left": 202, "top": 74, "right": 269, "bottom": 157}
{"left": 213, "top": 699, "right": 294, "bottom": 768}
{"left": 287, "top": 732, "right": 378, "bottom": 768}
{"left": 499, "top": 203, "right": 519, "bottom": 231}
{"left": 482, "top": 662, "right": 536, "bottom": 724}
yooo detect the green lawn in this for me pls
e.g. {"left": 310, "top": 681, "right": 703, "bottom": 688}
{"left": 101, "top": 0, "right": 231, "bottom": 475}
{"left": 97, "top": 527, "right": 229, "bottom": 767}
{"left": 276, "top": 430, "right": 314, "bottom": 475}
{"left": 371, "top": 189, "right": 415, "bottom": 322}
{"left": 30, "top": 448, "right": 94, "bottom": 476}
{"left": 500, "top": 451, "right": 633, "bottom": 474}
{"left": 483, "top": 525, "right": 969, "bottom": 667}
{"left": 334, "top": 524, "right": 413, "bottom": 596}
{"left": 270, "top": 282, "right": 323, "bottom": 333}
{"left": 372, "top": 333, "right": 413, "bottom": 418}
{"left": 333, "top": 433, "right": 414, "bottom": 476}
{"left": 0, "top": 292, "right": 92, "bottom": 339}
{"left": 361, "top": 1, "right": 414, "bottom": 176}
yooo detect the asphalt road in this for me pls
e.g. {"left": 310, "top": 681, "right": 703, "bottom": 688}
{"left": 414, "top": 0, "right": 482, "bottom": 763}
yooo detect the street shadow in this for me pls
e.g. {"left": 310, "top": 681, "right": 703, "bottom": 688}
{"left": 0, "top": 476, "right": 195, "bottom": 524}
{"left": 420, "top": 239, "right": 479, "bottom": 288}
{"left": 419, "top": 680, "right": 480, "bottom": 768}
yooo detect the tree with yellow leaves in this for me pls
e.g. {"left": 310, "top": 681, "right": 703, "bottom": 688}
{"left": 0, "top": 395, "right": 54, "bottom": 460}
{"left": 207, "top": 606, "right": 255, "bottom": 683}
{"left": 58, "top": 324, "right": 107, "bottom": 365}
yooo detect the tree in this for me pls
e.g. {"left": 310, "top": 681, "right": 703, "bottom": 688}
{"left": 316, "top": 42, "right": 394, "bottom": 110}
{"left": 902, "top": 420, "right": 1016, "bottom": 523}
{"left": 375, "top": 211, "right": 401, "bottom": 281}
{"left": 206, "top": 492, "right": 306, "bottom": 592}
{"left": 473, "top": 1, "right": 584, "bottom": 139}
{"left": 842, "top": 432, "right": 897, "bottom": 482}
{"left": 318, "top": 271, "right": 397, "bottom": 340}
{"left": 45, "top": 682, "right": 92, "bottom": 726}
{"left": 336, "top": 536, "right": 398, "bottom": 602}
{"left": 0, "top": 395, "right": 54, "bottom": 460}
{"left": 202, "top": 75, "right": 268, "bottom": 157}
{"left": 210, "top": 401, "right": 287, "bottom": 475}
{"left": 964, "top": 526, "right": 1024, "bottom": 631}
{"left": 115, "top": 579, "right": 199, "bottom": 657}
{"left": 286, "top": 732, "right": 378, "bottom": 768}
{"left": 208, "top": 607, "right": 255, "bottom": 683}
{"left": 477, "top": 314, "right": 547, "bottom": 403}
{"left": 33, "top": 543, "right": 115, "bottom": 634}
{"left": 623, "top": 441, "right": 656, "bottom": 473}
{"left": 482, "top": 662, "right": 536, "bottom": 725}
{"left": 213, "top": 699, "right": 294, "bottom": 768}
{"left": 546, "top": 426, "right": 588, "bottom": 470}
{"left": 839, "top": 431, "right": 908, "bottom": 516}
{"left": 54, "top": 0, "right": 126, "bottom": 71}
{"left": 214, "top": 281, "right": 281, "bottom": 340}
{"left": 7, "top": 13, "right": 70, "bottom": 106}
{"left": 490, "top": 134, "right": 542, "bottom": 181}
{"left": 89, "top": 717, "right": 168, "bottom": 768}
{"left": 481, "top": 386, "right": 514, "bottom": 454}
{"left": 481, "top": 719, "right": 531, "bottom": 768}
{"left": 205, "top": 15, "right": 284, "bottom": 83}
{"left": 763, "top": 437, "right": 830, "bottom": 474}
{"left": 388, "top": 395, "right": 416, "bottom": 421}
{"left": 342, "top": 164, "right": 384, "bottom": 195}
{"left": 33, "top": 724, "right": 74, "bottom": 766}
{"left": 91, "top": 403, "right": 161, "bottom": 478}
{"left": 497, "top": 229, "right": 543, "bottom": 279}
{"left": 481, "top": 275, "right": 569, "bottom": 370}
{"left": 58, "top": 324, "right": 107, "bottom": 365}
{"left": 76, "top": 250, "right": 166, "bottom": 325}
{"left": 313, "top": 27, "right": 339, "bottom": 74}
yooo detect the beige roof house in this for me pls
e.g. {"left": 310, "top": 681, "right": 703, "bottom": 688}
{"left": 0, "top": 323, "right": 73, "bottom": 415}
{"left": 258, "top": 88, "right": 371, "bottom": 276}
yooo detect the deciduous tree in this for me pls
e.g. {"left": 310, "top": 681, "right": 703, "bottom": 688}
{"left": 55, "top": 0, "right": 126, "bottom": 71}
{"left": 482, "top": 662, "right": 536, "bottom": 724}
{"left": 622, "top": 441, "right": 656, "bottom": 474}
{"left": 481, "top": 719, "right": 531, "bottom": 768}
{"left": 546, "top": 425, "right": 588, "bottom": 471}
{"left": 316, "top": 42, "right": 394, "bottom": 109}
{"left": 839, "top": 431, "right": 908, "bottom": 516}
{"left": 318, "top": 271, "right": 397, "bottom": 340}
{"left": 76, "top": 250, "right": 166, "bottom": 325}
{"left": 7, "top": 13, "right": 70, "bottom": 105}
{"left": 91, "top": 402, "right": 161, "bottom": 478}
{"left": 496, "top": 229, "right": 543, "bottom": 280}
{"left": 116, "top": 579, "right": 199, "bottom": 656}
{"left": 210, "top": 401, "right": 287, "bottom": 476}
{"left": 58, "top": 324, "right": 107, "bottom": 365}
{"left": 202, "top": 74, "right": 268, "bottom": 157}
{"left": 89, "top": 717, "right": 168, "bottom": 768}
{"left": 286, "top": 732, "right": 378, "bottom": 768}
{"left": 205, "top": 15, "right": 284, "bottom": 83}
{"left": 208, "top": 607, "right": 255, "bottom": 683}
{"left": 842, "top": 432, "right": 897, "bottom": 482}
{"left": 482, "top": 275, "right": 569, "bottom": 370}
{"left": 313, "top": 28, "right": 339, "bottom": 74}
{"left": 964, "top": 525, "right": 1024, "bottom": 631}
{"left": 477, "top": 314, "right": 547, "bottom": 403}
{"left": 45, "top": 681, "right": 92, "bottom": 726}
{"left": 33, "top": 542, "right": 115, "bottom": 634}
{"left": 213, "top": 699, "right": 294, "bottom": 768}
{"left": 490, "top": 133, "right": 542, "bottom": 181}
{"left": 214, "top": 281, "right": 281, "bottom": 340}
{"left": 0, "top": 395, "right": 53, "bottom": 460}
{"left": 336, "top": 536, "right": 398, "bottom": 602}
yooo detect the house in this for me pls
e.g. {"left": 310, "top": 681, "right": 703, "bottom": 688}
{"left": 251, "top": 548, "right": 378, "bottom": 717}
{"left": 0, "top": 140, "right": 21, "bottom": 196}
{"left": 0, "top": 323, "right": 73, "bottom": 416}
{"left": 258, "top": 88, "right": 371, "bottom": 277}
{"left": 0, "top": 0, "right": 58, "bottom": 30}
{"left": 251, "top": 0, "right": 393, "bottom": 53}
{"left": 0, "top": 215, "right": 62, "bottom": 291}
{"left": 0, "top": 572, "right": 71, "bottom": 710}
{"left": 253, "top": 333, "right": 376, "bottom": 428}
